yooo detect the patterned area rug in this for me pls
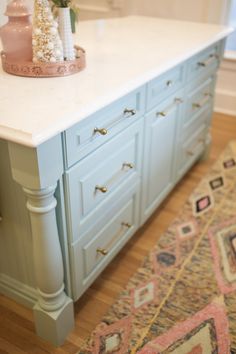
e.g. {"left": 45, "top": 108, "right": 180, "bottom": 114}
{"left": 79, "top": 141, "right": 236, "bottom": 354}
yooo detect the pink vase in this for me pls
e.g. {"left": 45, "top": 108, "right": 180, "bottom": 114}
{"left": 0, "top": 0, "right": 33, "bottom": 62}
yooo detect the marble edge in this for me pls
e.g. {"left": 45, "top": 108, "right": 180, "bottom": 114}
{"left": 0, "top": 27, "right": 234, "bottom": 148}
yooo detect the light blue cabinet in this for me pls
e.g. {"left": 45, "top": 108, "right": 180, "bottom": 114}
{"left": 0, "top": 16, "right": 230, "bottom": 345}
{"left": 141, "top": 91, "right": 184, "bottom": 224}
{"left": 64, "top": 118, "right": 144, "bottom": 243}
{"left": 0, "top": 39, "right": 226, "bottom": 314}
{"left": 60, "top": 40, "right": 226, "bottom": 301}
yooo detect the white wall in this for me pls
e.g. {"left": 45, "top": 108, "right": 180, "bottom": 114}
{"left": 0, "top": 0, "right": 228, "bottom": 25}
{"left": 127, "top": 0, "right": 229, "bottom": 24}
{"left": 0, "top": 1, "right": 7, "bottom": 26}
{"left": 0, "top": 0, "right": 34, "bottom": 26}
{"left": 131, "top": 0, "right": 208, "bottom": 23}
{"left": 215, "top": 57, "right": 236, "bottom": 116}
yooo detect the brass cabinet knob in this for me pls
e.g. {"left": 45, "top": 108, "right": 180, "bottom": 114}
{"left": 0, "top": 215, "right": 2, "bottom": 222}
{"left": 123, "top": 162, "right": 134, "bottom": 169}
{"left": 175, "top": 98, "right": 183, "bottom": 104}
{"left": 123, "top": 108, "right": 136, "bottom": 117}
{"left": 166, "top": 80, "right": 173, "bottom": 87}
{"left": 122, "top": 222, "right": 132, "bottom": 228}
{"left": 157, "top": 111, "right": 167, "bottom": 117}
{"left": 156, "top": 97, "right": 183, "bottom": 118}
{"left": 97, "top": 248, "right": 108, "bottom": 256}
{"left": 94, "top": 127, "right": 108, "bottom": 135}
{"left": 95, "top": 185, "right": 108, "bottom": 193}
{"left": 192, "top": 92, "right": 211, "bottom": 109}
{"left": 187, "top": 150, "right": 194, "bottom": 156}
{"left": 197, "top": 54, "right": 217, "bottom": 67}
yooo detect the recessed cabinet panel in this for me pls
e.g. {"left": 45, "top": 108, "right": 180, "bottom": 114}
{"left": 187, "top": 43, "right": 220, "bottom": 82}
{"left": 64, "top": 118, "right": 144, "bottom": 242}
{"left": 147, "top": 64, "right": 185, "bottom": 111}
{"left": 83, "top": 198, "right": 134, "bottom": 277}
{"left": 141, "top": 92, "right": 184, "bottom": 224}
{"left": 70, "top": 183, "right": 140, "bottom": 300}
{"left": 184, "top": 76, "right": 215, "bottom": 128}
{"left": 63, "top": 41, "right": 223, "bottom": 303}
{"left": 177, "top": 124, "right": 207, "bottom": 180}
{"left": 64, "top": 86, "right": 145, "bottom": 167}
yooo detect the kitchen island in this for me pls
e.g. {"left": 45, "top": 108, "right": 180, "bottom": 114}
{"left": 0, "top": 16, "right": 233, "bottom": 346}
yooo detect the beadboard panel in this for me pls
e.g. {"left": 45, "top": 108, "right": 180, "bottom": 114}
{"left": 0, "top": 138, "right": 72, "bottom": 305}
{"left": 0, "top": 139, "right": 36, "bottom": 289}
{"left": 0, "top": 273, "right": 37, "bottom": 308}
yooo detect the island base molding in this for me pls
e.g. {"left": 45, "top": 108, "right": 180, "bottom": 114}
{"left": 34, "top": 298, "right": 74, "bottom": 347}
{"left": 0, "top": 273, "right": 38, "bottom": 308}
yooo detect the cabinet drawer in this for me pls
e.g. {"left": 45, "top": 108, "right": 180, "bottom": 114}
{"left": 146, "top": 64, "right": 185, "bottom": 111}
{"left": 64, "top": 86, "right": 145, "bottom": 167}
{"left": 70, "top": 184, "right": 140, "bottom": 300}
{"left": 177, "top": 124, "right": 207, "bottom": 178}
{"left": 182, "top": 106, "right": 212, "bottom": 141}
{"left": 183, "top": 76, "right": 215, "bottom": 129}
{"left": 64, "top": 118, "right": 144, "bottom": 242}
{"left": 187, "top": 44, "right": 220, "bottom": 81}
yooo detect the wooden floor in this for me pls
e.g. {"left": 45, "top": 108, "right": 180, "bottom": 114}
{"left": 0, "top": 112, "right": 236, "bottom": 353}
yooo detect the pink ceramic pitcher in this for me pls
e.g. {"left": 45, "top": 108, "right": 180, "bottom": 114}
{"left": 0, "top": 0, "right": 33, "bottom": 62}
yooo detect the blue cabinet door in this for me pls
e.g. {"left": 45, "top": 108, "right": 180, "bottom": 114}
{"left": 141, "top": 92, "right": 184, "bottom": 224}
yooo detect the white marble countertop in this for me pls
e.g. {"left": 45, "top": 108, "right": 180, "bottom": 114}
{"left": 0, "top": 16, "right": 233, "bottom": 147}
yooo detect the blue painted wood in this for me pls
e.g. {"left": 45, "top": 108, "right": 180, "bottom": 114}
{"left": 187, "top": 43, "right": 220, "bottom": 82}
{"left": 64, "top": 86, "right": 145, "bottom": 168}
{"left": 176, "top": 123, "right": 207, "bottom": 180}
{"left": 146, "top": 63, "right": 186, "bottom": 111}
{"left": 64, "top": 117, "right": 144, "bottom": 243}
{"left": 70, "top": 182, "right": 140, "bottom": 300}
{"left": 141, "top": 90, "right": 184, "bottom": 225}
{"left": 62, "top": 40, "right": 225, "bottom": 302}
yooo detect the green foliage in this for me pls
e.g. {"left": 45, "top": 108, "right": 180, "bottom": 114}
{"left": 50, "top": 0, "right": 71, "bottom": 7}
{"left": 50, "top": 0, "right": 79, "bottom": 32}
{"left": 70, "top": 8, "right": 77, "bottom": 33}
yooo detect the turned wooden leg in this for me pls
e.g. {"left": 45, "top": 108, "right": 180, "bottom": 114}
{"left": 23, "top": 185, "right": 74, "bottom": 346}
{"left": 8, "top": 136, "right": 74, "bottom": 346}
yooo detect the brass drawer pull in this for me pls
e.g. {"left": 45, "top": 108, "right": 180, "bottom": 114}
{"left": 94, "top": 127, "right": 108, "bottom": 135}
{"left": 122, "top": 222, "right": 132, "bottom": 228}
{"left": 166, "top": 80, "right": 173, "bottom": 87}
{"left": 198, "top": 138, "right": 205, "bottom": 143}
{"left": 95, "top": 163, "right": 134, "bottom": 195}
{"left": 123, "top": 162, "right": 134, "bottom": 169}
{"left": 198, "top": 54, "right": 218, "bottom": 67}
{"left": 192, "top": 93, "right": 212, "bottom": 109}
{"left": 156, "top": 97, "right": 183, "bottom": 118}
{"left": 187, "top": 150, "right": 195, "bottom": 156}
{"left": 123, "top": 108, "right": 136, "bottom": 117}
{"left": 0, "top": 215, "right": 2, "bottom": 222}
{"left": 96, "top": 248, "right": 108, "bottom": 256}
{"left": 95, "top": 185, "right": 108, "bottom": 193}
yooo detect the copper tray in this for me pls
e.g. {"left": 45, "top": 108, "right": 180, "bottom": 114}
{"left": 0, "top": 45, "right": 86, "bottom": 78}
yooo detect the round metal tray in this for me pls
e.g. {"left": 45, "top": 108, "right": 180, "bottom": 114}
{"left": 0, "top": 45, "right": 86, "bottom": 78}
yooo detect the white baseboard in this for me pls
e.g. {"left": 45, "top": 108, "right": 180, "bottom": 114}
{"left": 0, "top": 273, "right": 37, "bottom": 308}
{"left": 214, "top": 89, "right": 236, "bottom": 117}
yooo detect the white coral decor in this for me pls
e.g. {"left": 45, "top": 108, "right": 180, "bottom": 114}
{"left": 33, "top": 0, "right": 63, "bottom": 63}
